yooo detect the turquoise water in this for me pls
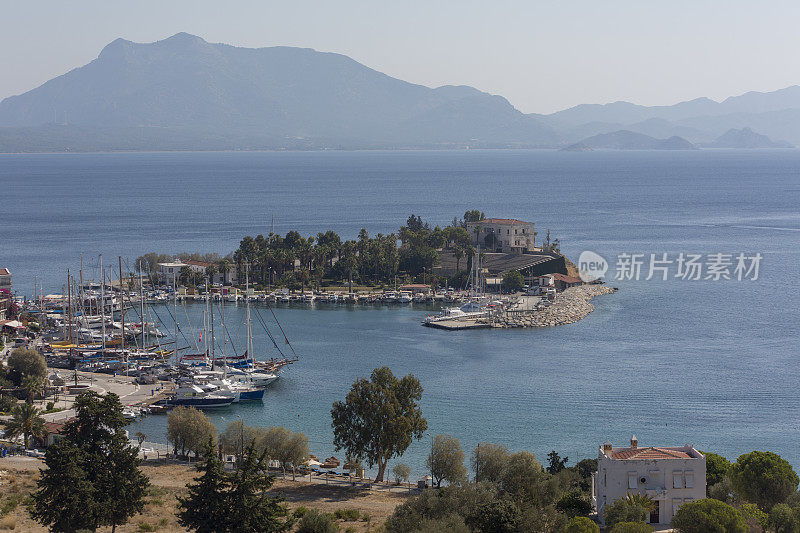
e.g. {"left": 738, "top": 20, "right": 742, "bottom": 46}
{"left": 2, "top": 150, "right": 799, "bottom": 477}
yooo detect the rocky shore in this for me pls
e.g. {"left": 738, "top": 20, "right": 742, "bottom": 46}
{"left": 488, "top": 284, "right": 617, "bottom": 328}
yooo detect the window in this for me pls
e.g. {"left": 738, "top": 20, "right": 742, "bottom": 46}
{"left": 673, "top": 498, "right": 683, "bottom": 513}
{"left": 684, "top": 498, "right": 694, "bottom": 503}
{"left": 603, "top": 470, "right": 607, "bottom": 486}
{"left": 628, "top": 472, "right": 638, "bottom": 489}
{"left": 673, "top": 471, "right": 683, "bottom": 489}
{"left": 685, "top": 471, "right": 694, "bottom": 488}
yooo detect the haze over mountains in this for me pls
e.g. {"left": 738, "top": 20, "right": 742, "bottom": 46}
{"left": 0, "top": 33, "right": 797, "bottom": 151}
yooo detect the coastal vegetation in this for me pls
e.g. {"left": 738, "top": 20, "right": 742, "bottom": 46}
{"left": 331, "top": 366, "right": 427, "bottom": 482}
{"left": 178, "top": 442, "right": 293, "bottom": 532}
{"left": 28, "top": 391, "right": 149, "bottom": 532}
{"left": 135, "top": 211, "right": 507, "bottom": 290}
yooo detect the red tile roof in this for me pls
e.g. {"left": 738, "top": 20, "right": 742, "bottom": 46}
{"left": 470, "top": 218, "right": 531, "bottom": 225}
{"left": 552, "top": 273, "right": 583, "bottom": 284}
{"left": 609, "top": 447, "right": 693, "bottom": 460}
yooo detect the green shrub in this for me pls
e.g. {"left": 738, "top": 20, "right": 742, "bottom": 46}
{"left": 671, "top": 498, "right": 746, "bottom": 533}
{"left": 361, "top": 512, "right": 371, "bottom": 523}
{"left": 294, "top": 506, "right": 309, "bottom": 518}
{"left": 556, "top": 490, "right": 592, "bottom": 517}
{"left": 566, "top": 516, "right": 600, "bottom": 533}
{"left": 46, "top": 401, "right": 54, "bottom": 411}
{"left": 412, "top": 514, "right": 470, "bottom": 533}
{"left": 137, "top": 522, "right": 156, "bottom": 532}
{"left": 334, "top": 508, "right": 360, "bottom": 521}
{"left": 768, "top": 503, "right": 800, "bottom": 533}
{"left": 465, "top": 499, "right": 520, "bottom": 533}
{"left": 603, "top": 498, "right": 647, "bottom": 529}
{"left": 297, "top": 509, "right": 338, "bottom": 533}
{"left": 610, "top": 522, "right": 652, "bottom": 533}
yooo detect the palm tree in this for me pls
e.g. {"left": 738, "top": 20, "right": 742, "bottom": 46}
{"left": 22, "top": 374, "right": 43, "bottom": 404}
{"left": 625, "top": 491, "right": 656, "bottom": 512}
{"left": 3, "top": 402, "right": 46, "bottom": 449}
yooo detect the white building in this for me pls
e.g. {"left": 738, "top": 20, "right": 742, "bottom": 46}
{"left": 0, "top": 268, "right": 11, "bottom": 291}
{"left": 464, "top": 218, "right": 535, "bottom": 254}
{"left": 593, "top": 436, "right": 706, "bottom": 526}
{"left": 156, "top": 262, "right": 185, "bottom": 286}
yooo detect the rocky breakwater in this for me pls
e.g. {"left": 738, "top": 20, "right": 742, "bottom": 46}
{"left": 489, "top": 284, "right": 617, "bottom": 328}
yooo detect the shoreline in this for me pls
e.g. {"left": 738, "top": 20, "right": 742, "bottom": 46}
{"left": 488, "top": 284, "right": 617, "bottom": 329}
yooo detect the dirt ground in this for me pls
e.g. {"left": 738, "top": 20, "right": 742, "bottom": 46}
{"left": 0, "top": 458, "right": 409, "bottom": 532}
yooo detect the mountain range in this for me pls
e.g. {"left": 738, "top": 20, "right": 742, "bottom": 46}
{"left": 0, "top": 33, "right": 797, "bottom": 151}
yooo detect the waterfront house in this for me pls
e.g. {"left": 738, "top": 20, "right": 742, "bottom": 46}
{"left": 156, "top": 261, "right": 185, "bottom": 286}
{"left": 593, "top": 436, "right": 706, "bottom": 527}
{"left": 465, "top": 218, "right": 536, "bottom": 254}
{"left": 551, "top": 273, "right": 583, "bottom": 291}
{"left": 0, "top": 268, "right": 11, "bottom": 291}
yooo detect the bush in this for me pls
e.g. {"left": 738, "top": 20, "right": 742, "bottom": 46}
{"left": 610, "top": 522, "right": 652, "bottom": 533}
{"left": 297, "top": 509, "right": 338, "bottom": 533}
{"left": 293, "top": 506, "right": 309, "bottom": 518}
{"left": 604, "top": 498, "right": 647, "bottom": 529}
{"left": 334, "top": 508, "right": 359, "bottom": 521}
{"left": 556, "top": 490, "right": 592, "bottom": 517}
{"left": 46, "top": 401, "right": 54, "bottom": 411}
{"left": 137, "top": 523, "right": 156, "bottom": 532}
{"left": 671, "top": 498, "right": 746, "bottom": 533}
{"left": 361, "top": 512, "right": 371, "bottom": 523}
{"left": 465, "top": 499, "right": 520, "bottom": 532}
{"left": 768, "top": 503, "right": 800, "bottom": 533}
{"left": 739, "top": 502, "right": 768, "bottom": 530}
{"left": 566, "top": 516, "right": 600, "bottom": 533}
{"left": 385, "top": 482, "right": 498, "bottom": 533}
{"left": 412, "top": 514, "right": 470, "bottom": 533}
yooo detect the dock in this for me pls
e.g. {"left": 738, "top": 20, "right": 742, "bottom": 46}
{"left": 422, "top": 318, "right": 491, "bottom": 330}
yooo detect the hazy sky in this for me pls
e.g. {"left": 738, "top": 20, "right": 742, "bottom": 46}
{"left": 3, "top": 1, "right": 800, "bottom": 114}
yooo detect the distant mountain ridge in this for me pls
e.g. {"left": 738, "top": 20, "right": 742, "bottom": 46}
{"left": 0, "top": 33, "right": 557, "bottom": 151}
{"left": 1, "top": 33, "right": 799, "bottom": 151}
{"left": 704, "top": 127, "right": 793, "bottom": 149}
{"left": 568, "top": 130, "right": 697, "bottom": 151}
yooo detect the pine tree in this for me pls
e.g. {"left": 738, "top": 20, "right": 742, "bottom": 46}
{"left": 178, "top": 443, "right": 293, "bottom": 532}
{"left": 178, "top": 443, "right": 231, "bottom": 533}
{"left": 28, "top": 391, "right": 149, "bottom": 532}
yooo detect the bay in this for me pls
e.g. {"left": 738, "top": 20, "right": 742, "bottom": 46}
{"left": 2, "top": 149, "right": 799, "bottom": 476}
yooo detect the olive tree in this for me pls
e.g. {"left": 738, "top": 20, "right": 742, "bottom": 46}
{"left": 729, "top": 451, "right": 799, "bottom": 510}
{"left": 167, "top": 406, "right": 217, "bottom": 457}
{"left": 331, "top": 366, "right": 427, "bottom": 482}
{"left": 392, "top": 463, "right": 411, "bottom": 484}
{"left": 472, "top": 442, "right": 510, "bottom": 483}
{"left": 427, "top": 434, "right": 466, "bottom": 488}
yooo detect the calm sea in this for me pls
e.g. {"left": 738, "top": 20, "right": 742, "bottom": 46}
{"left": 2, "top": 150, "right": 799, "bottom": 476}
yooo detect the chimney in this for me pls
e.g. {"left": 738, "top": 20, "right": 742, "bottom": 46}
{"left": 630, "top": 435, "right": 638, "bottom": 449}
{"left": 603, "top": 441, "right": 613, "bottom": 453}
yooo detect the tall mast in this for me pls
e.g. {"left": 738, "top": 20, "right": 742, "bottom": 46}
{"left": 138, "top": 260, "right": 145, "bottom": 348}
{"left": 246, "top": 264, "right": 252, "bottom": 365}
{"left": 66, "top": 269, "right": 73, "bottom": 345}
{"left": 210, "top": 286, "right": 215, "bottom": 364}
{"left": 119, "top": 256, "right": 126, "bottom": 373}
{"left": 173, "top": 272, "right": 178, "bottom": 361}
{"left": 100, "top": 255, "right": 106, "bottom": 351}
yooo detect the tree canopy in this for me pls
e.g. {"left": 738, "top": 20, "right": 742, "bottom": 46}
{"left": 703, "top": 451, "right": 732, "bottom": 487}
{"left": 472, "top": 442, "right": 511, "bottom": 484}
{"left": 427, "top": 434, "right": 467, "bottom": 488}
{"left": 331, "top": 366, "right": 427, "bottom": 482}
{"left": 729, "top": 451, "right": 799, "bottom": 510}
{"left": 29, "top": 391, "right": 149, "bottom": 532}
{"left": 178, "top": 442, "right": 293, "bottom": 532}
{"left": 502, "top": 270, "right": 525, "bottom": 293}
{"left": 2, "top": 402, "right": 45, "bottom": 449}
{"left": 671, "top": 498, "right": 747, "bottom": 533}
{"left": 6, "top": 347, "right": 46, "bottom": 386}
{"left": 167, "top": 405, "right": 218, "bottom": 457}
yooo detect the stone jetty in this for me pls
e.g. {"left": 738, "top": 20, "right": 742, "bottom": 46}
{"left": 488, "top": 284, "right": 617, "bottom": 328}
